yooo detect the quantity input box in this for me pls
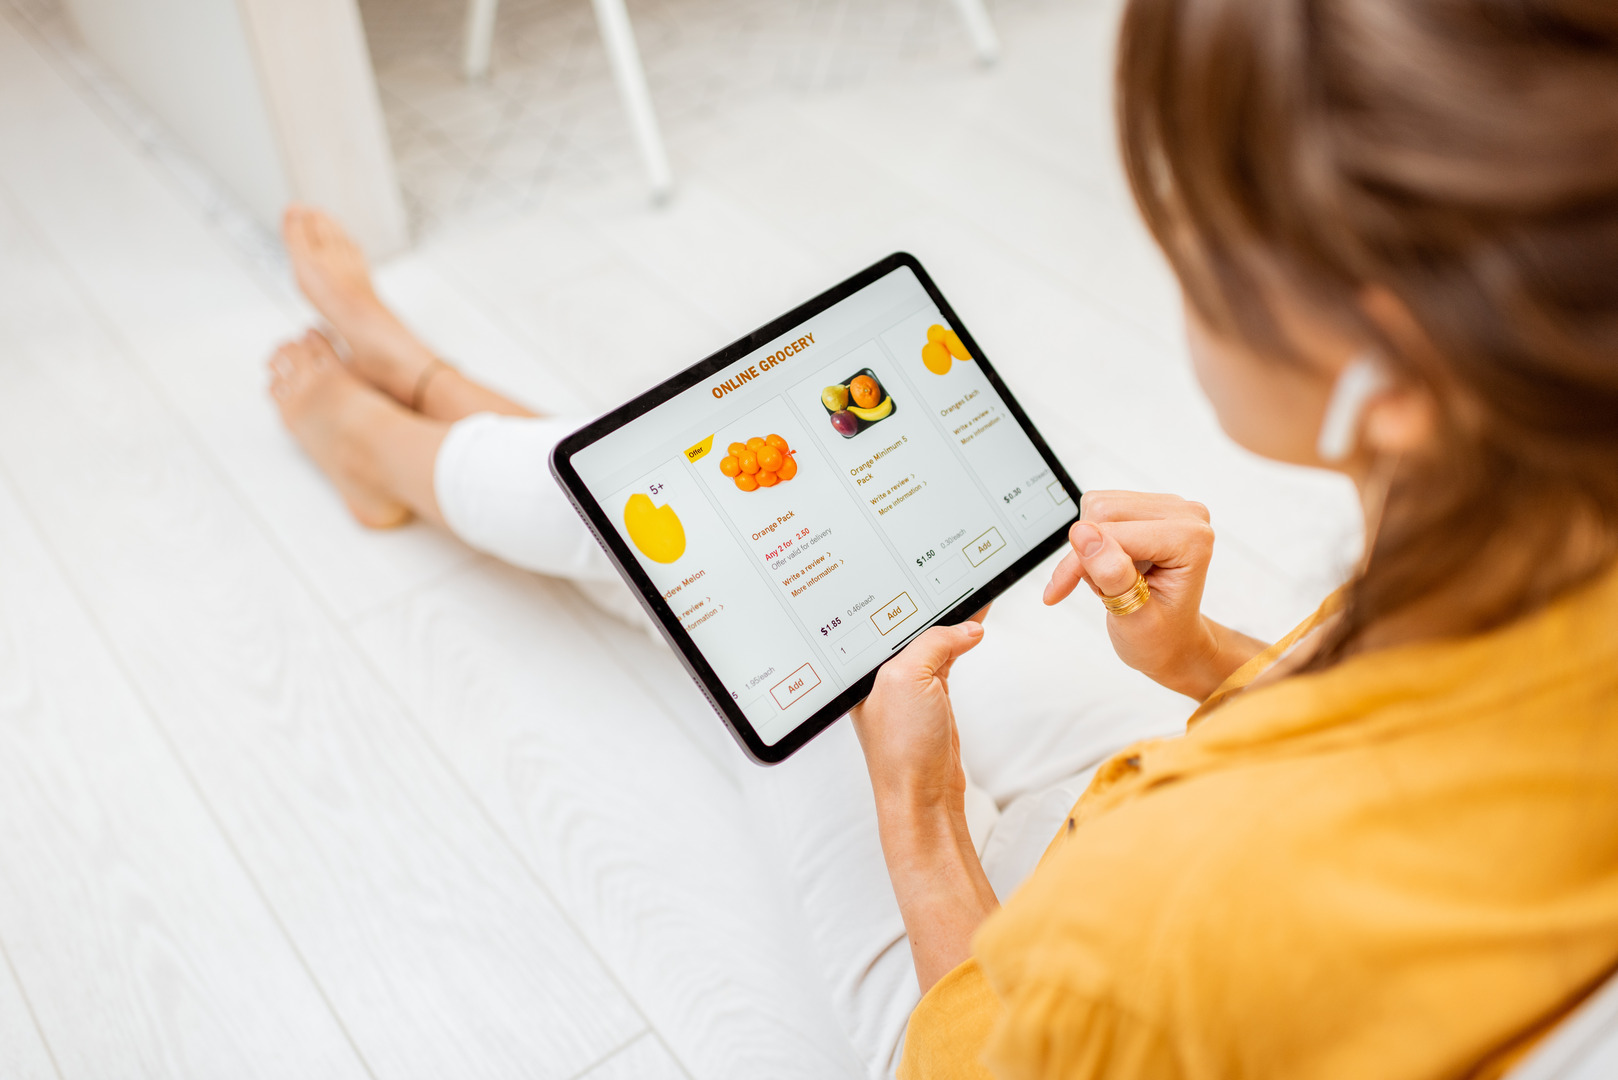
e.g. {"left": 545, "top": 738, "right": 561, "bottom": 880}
{"left": 829, "top": 621, "right": 876, "bottom": 662}
{"left": 1015, "top": 491, "right": 1056, "bottom": 528}
{"left": 927, "top": 553, "right": 968, "bottom": 592}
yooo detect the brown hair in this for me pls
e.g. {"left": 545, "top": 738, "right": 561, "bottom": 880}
{"left": 1116, "top": 0, "right": 1618, "bottom": 665}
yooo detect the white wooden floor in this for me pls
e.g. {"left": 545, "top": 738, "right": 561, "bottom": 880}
{"left": 0, "top": 2, "right": 1361, "bottom": 1078}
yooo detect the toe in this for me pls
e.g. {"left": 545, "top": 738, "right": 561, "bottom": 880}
{"left": 303, "top": 328, "right": 341, "bottom": 368}
{"left": 273, "top": 341, "right": 313, "bottom": 382}
{"left": 268, "top": 346, "right": 298, "bottom": 400}
{"left": 311, "top": 211, "right": 338, "bottom": 247}
{"left": 310, "top": 210, "right": 361, "bottom": 259}
{"left": 270, "top": 343, "right": 298, "bottom": 374}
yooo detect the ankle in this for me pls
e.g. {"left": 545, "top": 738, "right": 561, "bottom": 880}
{"left": 410, "top": 358, "right": 453, "bottom": 412}
{"left": 417, "top": 368, "right": 539, "bottom": 421}
{"left": 352, "top": 322, "right": 439, "bottom": 398}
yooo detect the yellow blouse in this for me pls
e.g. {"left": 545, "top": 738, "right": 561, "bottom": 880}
{"left": 901, "top": 565, "right": 1618, "bottom": 1080}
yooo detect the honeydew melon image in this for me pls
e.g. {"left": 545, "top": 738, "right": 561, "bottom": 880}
{"left": 623, "top": 493, "right": 686, "bottom": 563}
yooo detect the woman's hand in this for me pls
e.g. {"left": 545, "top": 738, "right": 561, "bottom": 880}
{"left": 851, "top": 622, "right": 999, "bottom": 993}
{"left": 852, "top": 620, "right": 980, "bottom": 813}
{"left": 1043, "top": 490, "right": 1268, "bottom": 700}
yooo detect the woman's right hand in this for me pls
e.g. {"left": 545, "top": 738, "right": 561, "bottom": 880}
{"left": 1043, "top": 491, "right": 1267, "bottom": 700}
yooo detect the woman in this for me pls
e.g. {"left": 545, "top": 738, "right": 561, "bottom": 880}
{"left": 270, "top": 0, "right": 1618, "bottom": 1075}
{"left": 861, "top": 0, "right": 1618, "bottom": 1076}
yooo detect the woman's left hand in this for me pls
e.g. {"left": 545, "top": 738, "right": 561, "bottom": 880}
{"left": 851, "top": 619, "right": 1000, "bottom": 993}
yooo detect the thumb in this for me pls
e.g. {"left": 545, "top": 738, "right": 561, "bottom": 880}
{"left": 1073, "top": 522, "right": 1138, "bottom": 598}
{"left": 894, "top": 621, "right": 985, "bottom": 680}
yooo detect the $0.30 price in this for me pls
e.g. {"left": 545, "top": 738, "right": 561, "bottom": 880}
{"left": 1002, "top": 486, "right": 1022, "bottom": 504}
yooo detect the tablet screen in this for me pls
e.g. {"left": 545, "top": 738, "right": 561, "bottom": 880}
{"left": 566, "top": 262, "right": 1075, "bottom": 753}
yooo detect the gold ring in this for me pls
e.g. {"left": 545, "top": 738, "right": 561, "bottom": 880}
{"left": 1101, "top": 573, "right": 1150, "bottom": 616}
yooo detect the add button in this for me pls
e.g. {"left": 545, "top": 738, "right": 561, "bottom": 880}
{"left": 870, "top": 591, "right": 918, "bottom": 636}
{"left": 771, "top": 663, "right": 821, "bottom": 710}
{"left": 964, "top": 527, "right": 1006, "bottom": 567}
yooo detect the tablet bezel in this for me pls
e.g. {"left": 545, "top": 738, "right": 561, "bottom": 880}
{"left": 551, "top": 252, "right": 1081, "bottom": 764}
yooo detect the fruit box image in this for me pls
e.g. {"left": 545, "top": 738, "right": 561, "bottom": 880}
{"left": 820, "top": 367, "right": 896, "bottom": 440}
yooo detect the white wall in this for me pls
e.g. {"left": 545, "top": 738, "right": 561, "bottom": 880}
{"left": 60, "top": 0, "right": 292, "bottom": 225}
{"left": 60, "top": 0, "right": 408, "bottom": 257}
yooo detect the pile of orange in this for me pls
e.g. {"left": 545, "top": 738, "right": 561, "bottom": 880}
{"left": 719, "top": 434, "right": 798, "bottom": 492}
{"left": 922, "top": 324, "right": 973, "bottom": 375}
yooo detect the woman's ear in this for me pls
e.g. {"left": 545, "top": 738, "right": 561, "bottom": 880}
{"left": 1362, "top": 385, "right": 1436, "bottom": 456}
{"left": 1357, "top": 287, "right": 1442, "bottom": 457}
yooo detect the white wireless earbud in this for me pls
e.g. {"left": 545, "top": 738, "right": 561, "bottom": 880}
{"left": 1316, "top": 353, "right": 1390, "bottom": 463}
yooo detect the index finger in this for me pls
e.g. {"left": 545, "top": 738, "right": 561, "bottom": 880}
{"left": 1091, "top": 517, "right": 1215, "bottom": 571}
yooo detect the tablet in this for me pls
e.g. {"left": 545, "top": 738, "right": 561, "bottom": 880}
{"left": 551, "top": 253, "right": 1081, "bottom": 764}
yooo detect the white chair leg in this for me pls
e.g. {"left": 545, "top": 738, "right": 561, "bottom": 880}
{"left": 463, "top": 0, "right": 499, "bottom": 81}
{"left": 949, "top": 0, "right": 1000, "bottom": 65}
{"left": 590, "top": 0, "right": 674, "bottom": 202}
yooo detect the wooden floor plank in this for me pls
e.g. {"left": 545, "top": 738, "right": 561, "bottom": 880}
{"left": 578, "top": 1032, "right": 688, "bottom": 1080}
{"left": 0, "top": 940, "right": 58, "bottom": 1080}
{"left": 352, "top": 564, "right": 865, "bottom": 1080}
{"left": 0, "top": 192, "right": 644, "bottom": 1079}
{"left": 0, "top": 474, "right": 370, "bottom": 1080}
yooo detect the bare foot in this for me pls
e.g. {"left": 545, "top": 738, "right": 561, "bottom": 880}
{"left": 281, "top": 204, "right": 436, "bottom": 406}
{"left": 268, "top": 330, "right": 412, "bottom": 528}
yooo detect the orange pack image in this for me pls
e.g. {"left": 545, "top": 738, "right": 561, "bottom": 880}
{"left": 718, "top": 433, "right": 799, "bottom": 492}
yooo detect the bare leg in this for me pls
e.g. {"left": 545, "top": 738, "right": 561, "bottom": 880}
{"left": 281, "top": 204, "right": 536, "bottom": 423}
{"left": 268, "top": 330, "right": 450, "bottom": 527}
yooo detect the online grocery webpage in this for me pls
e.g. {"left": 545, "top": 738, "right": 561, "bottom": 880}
{"left": 572, "top": 266, "right": 1073, "bottom": 746}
